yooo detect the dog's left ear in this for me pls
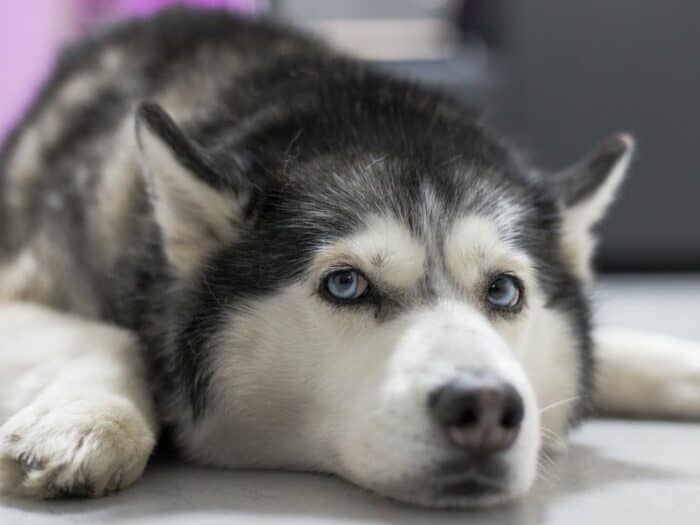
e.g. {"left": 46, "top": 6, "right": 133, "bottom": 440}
{"left": 554, "top": 134, "right": 635, "bottom": 282}
{"left": 135, "top": 102, "right": 248, "bottom": 276}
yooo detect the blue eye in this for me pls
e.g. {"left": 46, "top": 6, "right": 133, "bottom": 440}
{"left": 324, "top": 269, "right": 369, "bottom": 302}
{"left": 486, "top": 275, "right": 522, "bottom": 310}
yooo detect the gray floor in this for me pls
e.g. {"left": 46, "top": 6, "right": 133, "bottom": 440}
{"left": 2, "top": 275, "right": 699, "bottom": 524}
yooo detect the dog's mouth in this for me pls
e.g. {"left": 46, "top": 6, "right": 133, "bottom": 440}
{"left": 371, "top": 474, "right": 510, "bottom": 509}
{"left": 429, "top": 458, "right": 512, "bottom": 506}
{"left": 435, "top": 473, "right": 506, "bottom": 500}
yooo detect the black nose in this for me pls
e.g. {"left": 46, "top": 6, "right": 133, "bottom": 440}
{"left": 429, "top": 373, "right": 524, "bottom": 455}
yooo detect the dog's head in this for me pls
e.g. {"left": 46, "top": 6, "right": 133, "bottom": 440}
{"left": 135, "top": 76, "right": 633, "bottom": 507}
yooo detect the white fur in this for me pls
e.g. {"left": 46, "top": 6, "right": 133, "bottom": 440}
{"left": 137, "top": 121, "right": 243, "bottom": 276}
{"left": 0, "top": 303, "right": 157, "bottom": 498}
{"left": 0, "top": 249, "right": 42, "bottom": 301}
{"left": 561, "top": 135, "right": 635, "bottom": 282}
{"left": 313, "top": 215, "right": 426, "bottom": 289}
{"left": 443, "top": 216, "right": 537, "bottom": 294}
{"left": 517, "top": 307, "right": 580, "bottom": 450}
{"left": 594, "top": 328, "right": 700, "bottom": 418}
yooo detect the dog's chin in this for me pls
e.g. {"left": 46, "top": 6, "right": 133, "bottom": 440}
{"left": 367, "top": 477, "right": 522, "bottom": 509}
{"left": 352, "top": 460, "right": 530, "bottom": 509}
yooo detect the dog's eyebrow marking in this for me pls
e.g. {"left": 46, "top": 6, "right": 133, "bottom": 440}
{"left": 316, "top": 215, "right": 426, "bottom": 289}
{"left": 370, "top": 253, "right": 388, "bottom": 268}
{"left": 443, "top": 215, "right": 535, "bottom": 290}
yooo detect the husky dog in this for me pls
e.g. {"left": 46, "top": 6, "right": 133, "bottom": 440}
{"left": 0, "top": 7, "right": 698, "bottom": 508}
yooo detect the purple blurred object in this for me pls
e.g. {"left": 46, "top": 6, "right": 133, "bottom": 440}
{"left": 0, "top": 2, "right": 76, "bottom": 144}
{"left": 82, "top": 0, "right": 259, "bottom": 24}
{"left": 117, "top": 0, "right": 258, "bottom": 16}
{"left": 0, "top": 0, "right": 260, "bottom": 144}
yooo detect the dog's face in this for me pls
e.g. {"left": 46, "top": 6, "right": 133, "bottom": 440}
{"left": 136, "top": 97, "right": 633, "bottom": 507}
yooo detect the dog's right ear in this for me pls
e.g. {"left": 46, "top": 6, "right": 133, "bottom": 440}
{"left": 553, "top": 134, "right": 635, "bottom": 282}
{"left": 135, "top": 102, "right": 248, "bottom": 276}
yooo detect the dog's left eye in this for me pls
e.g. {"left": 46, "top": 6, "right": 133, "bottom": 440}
{"left": 486, "top": 274, "right": 523, "bottom": 311}
{"left": 324, "top": 269, "right": 369, "bottom": 302}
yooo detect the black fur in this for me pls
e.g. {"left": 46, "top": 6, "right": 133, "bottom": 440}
{"left": 137, "top": 102, "right": 226, "bottom": 191}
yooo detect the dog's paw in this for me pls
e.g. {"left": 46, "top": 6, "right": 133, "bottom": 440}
{"left": 0, "top": 399, "right": 155, "bottom": 498}
{"left": 634, "top": 333, "right": 700, "bottom": 418}
{"left": 595, "top": 328, "right": 700, "bottom": 419}
{"left": 665, "top": 351, "right": 700, "bottom": 417}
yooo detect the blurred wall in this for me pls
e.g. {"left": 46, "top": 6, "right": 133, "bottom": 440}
{"left": 496, "top": 0, "right": 700, "bottom": 271}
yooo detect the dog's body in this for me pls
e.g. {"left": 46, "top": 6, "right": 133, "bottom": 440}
{"left": 0, "top": 7, "right": 698, "bottom": 507}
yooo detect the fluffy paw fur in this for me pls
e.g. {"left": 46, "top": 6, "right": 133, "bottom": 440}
{"left": 595, "top": 328, "right": 700, "bottom": 419}
{"left": 0, "top": 399, "right": 155, "bottom": 498}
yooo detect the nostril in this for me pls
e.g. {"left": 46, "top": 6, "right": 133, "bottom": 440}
{"left": 455, "top": 404, "right": 479, "bottom": 427}
{"left": 500, "top": 406, "right": 520, "bottom": 429}
{"left": 499, "top": 384, "right": 525, "bottom": 430}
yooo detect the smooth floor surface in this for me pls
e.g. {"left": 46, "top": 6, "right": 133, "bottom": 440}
{"left": 1, "top": 275, "right": 699, "bottom": 524}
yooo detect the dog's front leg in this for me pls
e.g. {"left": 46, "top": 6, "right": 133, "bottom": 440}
{"left": 594, "top": 327, "right": 700, "bottom": 418}
{"left": 0, "top": 303, "right": 157, "bottom": 498}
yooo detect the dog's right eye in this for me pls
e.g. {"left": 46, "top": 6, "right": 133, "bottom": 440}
{"left": 323, "top": 269, "right": 369, "bottom": 303}
{"left": 486, "top": 274, "right": 523, "bottom": 312}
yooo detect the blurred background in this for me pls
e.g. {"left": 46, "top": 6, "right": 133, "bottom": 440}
{"left": 0, "top": 0, "right": 698, "bottom": 273}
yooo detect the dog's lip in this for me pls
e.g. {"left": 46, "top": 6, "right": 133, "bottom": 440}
{"left": 432, "top": 457, "right": 509, "bottom": 500}
{"left": 437, "top": 455, "right": 509, "bottom": 479}
{"left": 436, "top": 476, "right": 506, "bottom": 499}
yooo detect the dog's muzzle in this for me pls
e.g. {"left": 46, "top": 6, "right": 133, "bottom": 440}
{"left": 427, "top": 370, "right": 525, "bottom": 499}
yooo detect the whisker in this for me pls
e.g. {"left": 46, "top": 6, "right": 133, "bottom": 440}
{"left": 540, "top": 395, "right": 581, "bottom": 414}
{"left": 539, "top": 452, "right": 556, "bottom": 467}
{"left": 536, "top": 456, "right": 561, "bottom": 486}
{"left": 535, "top": 465, "right": 555, "bottom": 485}
{"left": 540, "top": 426, "right": 560, "bottom": 438}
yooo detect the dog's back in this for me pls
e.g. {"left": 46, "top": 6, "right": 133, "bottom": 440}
{"left": 0, "top": 8, "right": 327, "bottom": 316}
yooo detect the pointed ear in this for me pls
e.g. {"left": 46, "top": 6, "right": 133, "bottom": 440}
{"left": 135, "top": 102, "right": 246, "bottom": 276}
{"left": 555, "top": 134, "right": 635, "bottom": 282}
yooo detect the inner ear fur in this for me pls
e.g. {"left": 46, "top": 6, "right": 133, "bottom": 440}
{"left": 135, "top": 101, "right": 247, "bottom": 276}
{"left": 554, "top": 133, "right": 635, "bottom": 282}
